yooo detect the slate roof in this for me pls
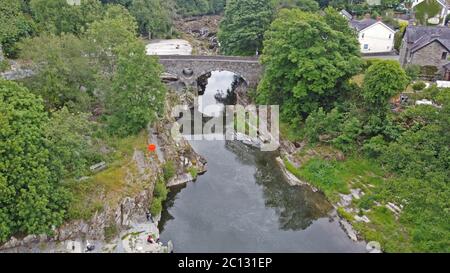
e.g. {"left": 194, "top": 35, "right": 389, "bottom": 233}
{"left": 350, "top": 19, "right": 378, "bottom": 31}
{"left": 404, "top": 26, "right": 450, "bottom": 53}
{"left": 349, "top": 18, "right": 394, "bottom": 32}
{"left": 340, "top": 9, "right": 352, "bottom": 21}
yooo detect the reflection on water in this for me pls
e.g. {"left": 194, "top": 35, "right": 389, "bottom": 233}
{"left": 158, "top": 71, "right": 366, "bottom": 252}
{"left": 226, "top": 141, "right": 332, "bottom": 231}
{"left": 198, "top": 71, "right": 238, "bottom": 117}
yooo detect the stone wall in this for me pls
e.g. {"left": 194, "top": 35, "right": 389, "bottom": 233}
{"left": 410, "top": 41, "right": 449, "bottom": 73}
{"left": 158, "top": 55, "right": 263, "bottom": 90}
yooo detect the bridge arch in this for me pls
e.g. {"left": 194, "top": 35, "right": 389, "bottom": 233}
{"left": 158, "top": 55, "right": 262, "bottom": 91}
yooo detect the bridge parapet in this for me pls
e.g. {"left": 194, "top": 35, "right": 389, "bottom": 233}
{"left": 157, "top": 55, "right": 262, "bottom": 89}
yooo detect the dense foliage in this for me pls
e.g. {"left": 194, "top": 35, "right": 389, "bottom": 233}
{"left": 175, "top": 0, "right": 226, "bottom": 16}
{"left": 0, "top": 79, "right": 70, "bottom": 242}
{"left": 19, "top": 34, "right": 95, "bottom": 112}
{"left": 299, "top": 62, "right": 449, "bottom": 251}
{"left": 257, "top": 8, "right": 362, "bottom": 121}
{"left": 0, "top": 0, "right": 35, "bottom": 57}
{"left": 0, "top": 0, "right": 169, "bottom": 243}
{"left": 218, "top": 0, "right": 274, "bottom": 56}
{"left": 129, "top": 0, "right": 174, "bottom": 38}
{"left": 30, "top": 0, "right": 103, "bottom": 35}
{"left": 106, "top": 42, "right": 166, "bottom": 136}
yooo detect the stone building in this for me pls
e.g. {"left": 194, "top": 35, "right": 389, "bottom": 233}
{"left": 399, "top": 26, "right": 450, "bottom": 80}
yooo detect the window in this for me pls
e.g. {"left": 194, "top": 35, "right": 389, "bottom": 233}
{"left": 389, "top": 34, "right": 392, "bottom": 39}
{"left": 361, "top": 33, "right": 365, "bottom": 39}
{"left": 364, "top": 44, "right": 369, "bottom": 50}
{"left": 442, "top": 52, "right": 448, "bottom": 60}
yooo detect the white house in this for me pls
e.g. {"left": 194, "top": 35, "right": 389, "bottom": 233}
{"left": 350, "top": 18, "right": 396, "bottom": 54}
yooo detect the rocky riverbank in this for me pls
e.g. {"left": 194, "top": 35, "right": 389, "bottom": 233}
{"left": 231, "top": 92, "right": 376, "bottom": 252}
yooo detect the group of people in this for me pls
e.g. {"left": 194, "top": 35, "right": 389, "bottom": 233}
{"left": 147, "top": 234, "right": 159, "bottom": 244}
{"left": 145, "top": 210, "right": 160, "bottom": 244}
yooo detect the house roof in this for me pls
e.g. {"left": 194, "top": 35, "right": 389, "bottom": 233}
{"left": 404, "top": 26, "right": 450, "bottom": 53}
{"left": 340, "top": 9, "right": 352, "bottom": 20}
{"left": 350, "top": 18, "right": 395, "bottom": 33}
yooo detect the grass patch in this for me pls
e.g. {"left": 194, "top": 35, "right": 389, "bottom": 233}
{"left": 353, "top": 206, "right": 413, "bottom": 252}
{"left": 104, "top": 224, "right": 119, "bottom": 242}
{"left": 280, "top": 121, "right": 303, "bottom": 142}
{"left": 65, "top": 131, "right": 151, "bottom": 221}
{"left": 149, "top": 178, "right": 169, "bottom": 216}
{"left": 187, "top": 166, "right": 198, "bottom": 179}
{"left": 288, "top": 157, "right": 350, "bottom": 202}
{"left": 286, "top": 147, "right": 444, "bottom": 252}
{"left": 337, "top": 207, "right": 354, "bottom": 221}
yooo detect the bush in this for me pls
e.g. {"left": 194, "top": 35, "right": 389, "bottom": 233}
{"left": 163, "top": 161, "right": 176, "bottom": 182}
{"left": 149, "top": 197, "right": 163, "bottom": 216}
{"left": 421, "top": 65, "right": 439, "bottom": 80}
{"left": 104, "top": 224, "right": 118, "bottom": 242}
{"left": 363, "top": 135, "right": 387, "bottom": 158}
{"left": 412, "top": 81, "right": 426, "bottom": 91}
{"left": 154, "top": 178, "right": 169, "bottom": 201}
{"left": 405, "top": 65, "right": 421, "bottom": 81}
{"left": 0, "top": 60, "right": 9, "bottom": 72}
{"left": 149, "top": 178, "right": 169, "bottom": 216}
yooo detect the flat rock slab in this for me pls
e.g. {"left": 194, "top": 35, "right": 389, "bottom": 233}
{"left": 167, "top": 173, "right": 194, "bottom": 187}
{"left": 146, "top": 39, "right": 192, "bottom": 56}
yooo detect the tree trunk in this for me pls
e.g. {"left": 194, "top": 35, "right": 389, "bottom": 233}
{"left": 0, "top": 44, "right": 4, "bottom": 63}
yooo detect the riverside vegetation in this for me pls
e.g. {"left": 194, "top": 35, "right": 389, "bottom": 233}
{"left": 0, "top": 1, "right": 169, "bottom": 243}
{"left": 1, "top": 0, "right": 448, "bottom": 252}
{"left": 217, "top": 2, "right": 448, "bottom": 252}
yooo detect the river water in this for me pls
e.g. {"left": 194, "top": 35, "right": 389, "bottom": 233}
{"left": 158, "top": 71, "right": 367, "bottom": 253}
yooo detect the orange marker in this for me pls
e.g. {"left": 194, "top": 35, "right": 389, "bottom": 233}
{"left": 148, "top": 144, "right": 156, "bottom": 152}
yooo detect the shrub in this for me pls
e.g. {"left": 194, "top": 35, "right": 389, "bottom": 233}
{"left": 154, "top": 178, "right": 169, "bottom": 201}
{"left": 405, "top": 65, "right": 421, "bottom": 81}
{"left": 162, "top": 161, "right": 176, "bottom": 182}
{"left": 412, "top": 81, "right": 426, "bottom": 91}
{"left": 149, "top": 197, "right": 163, "bottom": 216}
{"left": 149, "top": 178, "right": 169, "bottom": 216}
{"left": 0, "top": 59, "right": 9, "bottom": 72}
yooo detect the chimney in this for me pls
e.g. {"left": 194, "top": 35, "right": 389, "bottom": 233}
{"left": 376, "top": 16, "right": 382, "bottom": 21}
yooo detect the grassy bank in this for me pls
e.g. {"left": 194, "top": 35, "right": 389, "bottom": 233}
{"left": 283, "top": 144, "right": 448, "bottom": 252}
{"left": 65, "top": 131, "right": 152, "bottom": 221}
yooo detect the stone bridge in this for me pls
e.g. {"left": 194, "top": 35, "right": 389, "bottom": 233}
{"left": 158, "top": 55, "right": 263, "bottom": 89}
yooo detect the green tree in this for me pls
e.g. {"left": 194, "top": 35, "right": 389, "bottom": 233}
{"left": 86, "top": 5, "right": 138, "bottom": 76}
{"left": 175, "top": 0, "right": 209, "bottom": 16}
{"left": 257, "top": 8, "right": 362, "bottom": 121}
{"left": 0, "top": 0, "right": 35, "bottom": 57}
{"left": 30, "top": 0, "right": 103, "bottom": 35}
{"left": 362, "top": 60, "right": 409, "bottom": 115}
{"left": 218, "top": 0, "right": 274, "bottom": 56}
{"left": 19, "top": 33, "right": 95, "bottom": 111}
{"left": 45, "top": 108, "right": 102, "bottom": 178}
{"left": 0, "top": 79, "right": 69, "bottom": 242}
{"left": 129, "top": 0, "right": 174, "bottom": 38}
{"left": 274, "top": 0, "right": 320, "bottom": 11}
{"left": 106, "top": 42, "right": 166, "bottom": 136}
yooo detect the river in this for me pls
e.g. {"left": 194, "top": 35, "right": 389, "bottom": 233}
{"left": 158, "top": 71, "right": 367, "bottom": 253}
